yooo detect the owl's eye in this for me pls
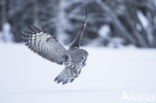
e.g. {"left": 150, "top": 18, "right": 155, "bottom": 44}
{"left": 82, "top": 56, "right": 85, "bottom": 60}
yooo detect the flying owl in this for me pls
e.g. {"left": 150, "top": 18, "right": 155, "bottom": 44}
{"left": 22, "top": 10, "right": 88, "bottom": 85}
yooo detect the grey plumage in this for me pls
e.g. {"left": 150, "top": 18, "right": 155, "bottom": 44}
{"left": 54, "top": 48, "right": 88, "bottom": 84}
{"left": 23, "top": 26, "right": 68, "bottom": 65}
{"left": 22, "top": 9, "right": 88, "bottom": 85}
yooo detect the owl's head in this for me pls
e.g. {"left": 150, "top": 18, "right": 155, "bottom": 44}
{"left": 68, "top": 48, "right": 88, "bottom": 66}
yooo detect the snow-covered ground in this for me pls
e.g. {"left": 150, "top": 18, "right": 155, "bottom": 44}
{"left": 0, "top": 43, "right": 156, "bottom": 103}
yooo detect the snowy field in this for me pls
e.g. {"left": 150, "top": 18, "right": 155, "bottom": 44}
{"left": 0, "top": 43, "right": 156, "bottom": 103}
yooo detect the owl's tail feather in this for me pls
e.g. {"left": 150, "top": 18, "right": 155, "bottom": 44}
{"left": 54, "top": 65, "right": 81, "bottom": 85}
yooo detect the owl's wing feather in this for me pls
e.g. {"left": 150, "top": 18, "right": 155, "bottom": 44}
{"left": 23, "top": 26, "right": 68, "bottom": 65}
{"left": 69, "top": 8, "right": 87, "bottom": 49}
{"left": 54, "top": 64, "right": 86, "bottom": 84}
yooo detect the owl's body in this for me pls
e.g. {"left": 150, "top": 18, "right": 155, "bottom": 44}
{"left": 22, "top": 9, "right": 88, "bottom": 84}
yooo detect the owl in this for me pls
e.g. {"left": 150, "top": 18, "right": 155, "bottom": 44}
{"left": 22, "top": 10, "right": 88, "bottom": 85}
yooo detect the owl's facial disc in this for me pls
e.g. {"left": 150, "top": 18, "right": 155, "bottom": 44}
{"left": 68, "top": 48, "right": 88, "bottom": 66}
{"left": 73, "top": 51, "right": 88, "bottom": 66}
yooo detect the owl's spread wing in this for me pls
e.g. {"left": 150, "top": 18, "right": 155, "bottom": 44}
{"left": 22, "top": 26, "right": 68, "bottom": 65}
{"left": 54, "top": 64, "right": 86, "bottom": 84}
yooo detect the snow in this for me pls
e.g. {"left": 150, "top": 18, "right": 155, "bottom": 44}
{"left": 98, "top": 24, "right": 110, "bottom": 38}
{"left": 137, "top": 11, "right": 148, "bottom": 28}
{"left": 0, "top": 43, "right": 156, "bottom": 103}
{"left": 107, "top": 37, "right": 124, "bottom": 48}
{"left": 0, "top": 23, "right": 14, "bottom": 42}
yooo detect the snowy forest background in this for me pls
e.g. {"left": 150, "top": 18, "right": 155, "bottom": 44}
{"left": 0, "top": 0, "right": 156, "bottom": 103}
{"left": 1, "top": 0, "right": 156, "bottom": 48}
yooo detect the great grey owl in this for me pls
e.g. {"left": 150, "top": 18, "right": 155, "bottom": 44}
{"left": 22, "top": 10, "right": 88, "bottom": 85}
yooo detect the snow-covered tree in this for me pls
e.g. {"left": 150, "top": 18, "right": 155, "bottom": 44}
{"left": 1, "top": 0, "right": 156, "bottom": 47}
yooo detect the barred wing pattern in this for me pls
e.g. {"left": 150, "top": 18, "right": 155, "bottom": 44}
{"left": 23, "top": 26, "right": 68, "bottom": 65}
